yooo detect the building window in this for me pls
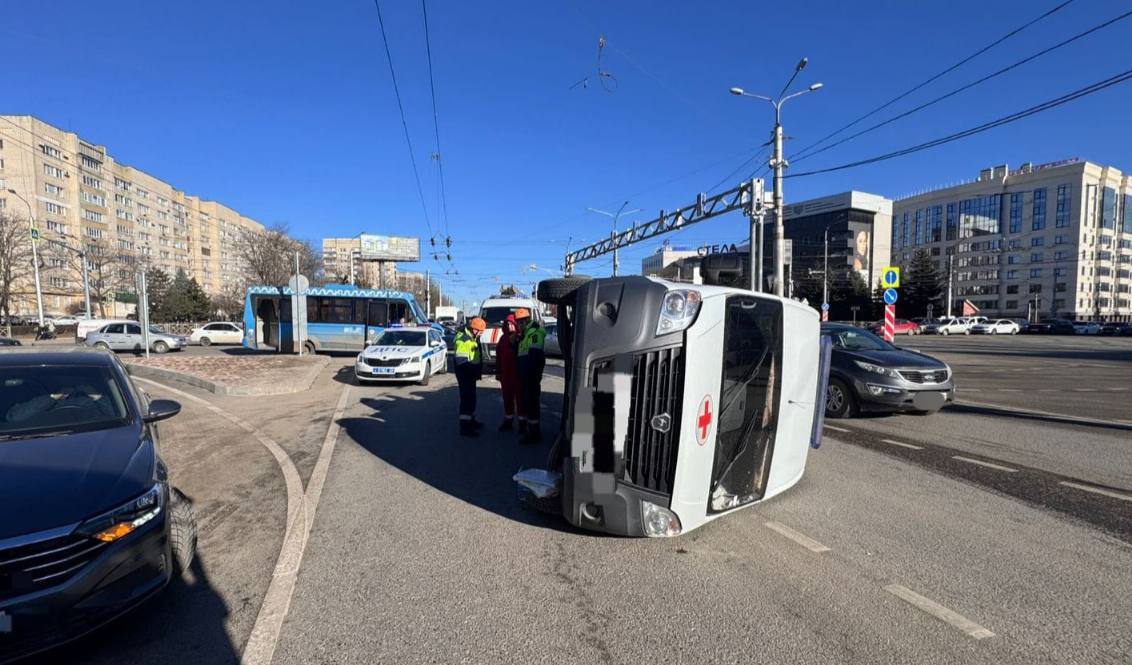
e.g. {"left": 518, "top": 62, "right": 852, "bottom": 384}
{"left": 1031, "top": 252, "right": 1043, "bottom": 263}
{"left": 86, "top": 227, "right": 103, "bottom": 239}
{"left": 1056, "top": 282, "right": 1068, "bottom": 292}
{"left": 80, "top": 154, "right": 102, "bottom": 171}
{"left": 43, "top": 201, "right": 63, "bottom": 215}
{"left": 1029, "top": 282, "right": 1042, "bottom": 292}
{"left": 914, "top": 209, "right": 924, "bottom": 245}
{"left": 1054, "top": 251, "right": 1067, "bottom": 261}
{"left": 1056, "top": 185, "right": 1071, "bottom": 228}
{"left": 46, "top": 220, "right": 67, "bottom": 233}
{"left": 1031, "top": 236, "right": 1044, "bottom": 247}
{"left": 1030, "top": 268, "right": 1042, "bottom": 278}
{"left": 81, "top": 191, "right": 105, "bottom": 206}
{"left": 44, "top": 183, "right": 64, "bottom": 197}
{"left": 928, "top": 205, "right": 942, "bottom": 242}
{"left": 1101, "top": 187, "right": 1116, "bottom": 230}
{"left": 43, "top": 163, "right": 65, "bottom": 179}
{"left": 945, "top": 203, "right": 957, "bottom": 241}
{"left": 901, "top": 212, "right": 911, "bottom": 248}
{"left": 49, "top": 277, "right": 67, "bottom": 288}
{"left": 1008, "top": 193, "right": 1022, "bottom": 234}
{"left": 1032, "top": 188, "right": 1047, "bottom": 230}
{"left": 114, "top": 178, "right": 130, "bottom": 191}
{"left": 1006, "top": 270, "right": 1018, "bottom": 279}
{"left": 1123, "top": 194, "right": 1132, "bottom": 233}
{"left": 40, "top": 144, "right": 62, "bottom": 159}
{"left": 959, "top": 194, "right": 1002, "bottom": 238}
{"left": 1007, "top": 284, "right": 1019, "bottom": 293}
{"left": 1054, "top": 235, "right": 1067, "bottom": 245}
{"left": 1005, "top": 300, "right": 1018, "bottom": 310}
{"left": 82, "top": 209, "right": 104, "bottom": 223}
{"left": 82, "top": 174, "right": 103, "bottom": 190}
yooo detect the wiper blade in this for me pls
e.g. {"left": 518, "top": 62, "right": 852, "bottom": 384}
{"left": 0, "top": 429, "right": 77, "bottom": 441}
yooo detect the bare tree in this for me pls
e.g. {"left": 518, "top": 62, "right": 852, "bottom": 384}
{"left": 43, "top": 239, "right": 137, "bottom": 318}
{"left": 233, "top": 223, "right": 321, "bottom": 286}
{"left": 0, "top": 212, "right": 34, "bottom": 324}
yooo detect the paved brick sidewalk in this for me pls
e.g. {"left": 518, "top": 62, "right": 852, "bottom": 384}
{"left": 125, "top": 353, "right": 330, "bottom": 395}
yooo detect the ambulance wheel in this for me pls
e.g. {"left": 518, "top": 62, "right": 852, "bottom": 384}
{"left": 537, "top": 276, "right": 591, "bottom": 305}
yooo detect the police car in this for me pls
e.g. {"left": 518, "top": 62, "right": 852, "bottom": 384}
{"left": 355, "top": 326, "right": 448, "bottom": 386}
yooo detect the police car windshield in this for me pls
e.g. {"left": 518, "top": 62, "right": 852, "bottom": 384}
{"left": 375, "top": 330, "right": 426, "bottom": 347}
{"left": 480, "top": 307, "right": 521, "bottom": 326}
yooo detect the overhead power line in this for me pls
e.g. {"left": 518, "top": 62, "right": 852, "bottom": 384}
{"left": 420, "top": 0, "right": 450, "bottom": 238}
{"left": 793, "top": 6, "right": 1132, "bottom": 164}
{"left": 791, "top": 0, "right": 1077, "bottom": 161}
{"left": 786, "top": 67, "right": 1132, "bottom": 179}
{"left": 372, "top": 0, "right": 434, "bottom": 239}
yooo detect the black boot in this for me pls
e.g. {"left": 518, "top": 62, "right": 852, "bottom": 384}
{"left": 498, "top": 418, "right": 513, "bottom": 432}
{"left": 460, "top": 421, "right": 479, "bottom": 437}
{"left": 520, "top": 425, "right": 541, "bottom": 445}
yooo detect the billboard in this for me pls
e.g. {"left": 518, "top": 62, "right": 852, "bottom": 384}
{"left": 359, "top": 234, "right": 420, "bottom": 262}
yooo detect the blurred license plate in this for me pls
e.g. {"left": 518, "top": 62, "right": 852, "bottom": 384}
{"left": 0, "top": 611, "right": 11, "bottom": 634}
{"left": 374, "top": 368, "right": 396, "bottom": 375}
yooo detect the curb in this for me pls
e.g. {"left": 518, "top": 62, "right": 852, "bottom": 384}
{"left": 125, "top": 355, "right": 329, "bottom": 396}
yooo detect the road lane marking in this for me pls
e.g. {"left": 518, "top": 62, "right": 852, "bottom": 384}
{"left": 823, "top": 424, "right": 850, "bottom": 432}
{"left": 1059, "top": 481, "right": 1132, "bottom": 503}
{"left": 242, "top": 383, "right": 351, "bottom": 665}
{"left": 764, "top": 521, "right": 831, "bottom": 553}
{"left": 880, "top": 438, "right": 924, "bottom": 450}
{"left": 1073, "top": 388, "right": 1098, "bottom": 392}
{"left": 884, "top": 584, "right": 995, "bottom": 640}
{"left": 951, "top": 455, "right": 1018, "bottom": 473}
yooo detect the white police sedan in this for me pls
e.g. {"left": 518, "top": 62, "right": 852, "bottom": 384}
{"left": 355, "top": 327, "right": 448, "bottom": 386}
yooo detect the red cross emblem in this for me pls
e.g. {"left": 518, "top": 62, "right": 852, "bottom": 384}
{"left": 696, "top": 396, "right": 712, "bottom": 445}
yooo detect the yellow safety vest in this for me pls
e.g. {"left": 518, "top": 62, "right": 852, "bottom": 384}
{"left": 454, "top": 329, "right": 482, "bottom": 365}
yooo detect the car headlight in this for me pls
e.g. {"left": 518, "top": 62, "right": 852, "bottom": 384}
{"left": 656, "top": 289, "right": 702, "bottom": 336}
{"left": 854, "top": 360, "right": 898, "bottom": 377}
{"left": 641, "top": 500, "right": 682, "bottom": 537}
{"left": 76, "top": 483, "right": 165, "bottom": 543}
{"left": 401, "top": 356, "right": 417, "bottom": 365}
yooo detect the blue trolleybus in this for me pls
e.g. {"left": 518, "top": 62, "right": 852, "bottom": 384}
{"left": 242, "top": 283, "right": 435, "bottom": 353}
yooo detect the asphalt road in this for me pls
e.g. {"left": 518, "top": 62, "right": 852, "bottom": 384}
{"left": 31, "top": 339, "right": 1132, "bottom": 665}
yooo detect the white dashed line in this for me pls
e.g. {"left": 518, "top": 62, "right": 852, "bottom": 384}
{"left": 1059, "top": 481, "right": 1132, "bottom": 503}
{"left": 824, "top": 424, "right": 850, "bottom": 433}
{"left": 764, "top": 521, "right": 831, "bottom": 553}
{"left": 880, "top": 438, "right": 924, "bottom": 450}
{"left": 884, "top": 584, "right": 995, "bottom": 640}
{"left": 1073, "top": 388, "right": 1098, "bottom": 392}
{"left": 951, "top": 455, "right": 1018, "bottom": 473}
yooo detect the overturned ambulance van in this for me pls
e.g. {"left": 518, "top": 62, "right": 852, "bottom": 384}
{"left": 538, "top": 275, "right": 829, "bottom": 537}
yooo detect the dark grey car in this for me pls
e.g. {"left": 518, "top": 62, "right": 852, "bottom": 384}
{"left": 821, "top": 323, "right": 954, "bottom": 418}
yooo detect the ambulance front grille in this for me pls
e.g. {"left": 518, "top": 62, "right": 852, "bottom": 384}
{"left": 623, "top": 346, "right": 685, "bottom": 494}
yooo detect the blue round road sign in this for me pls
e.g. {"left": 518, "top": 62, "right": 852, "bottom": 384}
{"left": 884, "top": 288, "right": 898, "bottom": 305}
{"left": 883, "top": 268, "right": 899, "bottom": 287}
{"left": 821, "top": 302, "right": 830, "bottom": 311}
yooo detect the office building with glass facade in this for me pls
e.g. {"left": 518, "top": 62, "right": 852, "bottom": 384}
{"left": 892, "top": 159, "right": 1132, "bottom": 321}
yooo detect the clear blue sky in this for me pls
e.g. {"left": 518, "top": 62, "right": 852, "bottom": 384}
{"left": 4, "top": 0, "right": 1130, "bottom": 307}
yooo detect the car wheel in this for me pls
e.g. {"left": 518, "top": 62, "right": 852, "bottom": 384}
{"left": 941, "top": 329, "right": 949, "bottom": 336}
{"left": 964, "top": 329, "right": 970, "bottom": 335}
{"left": 825, "top": 378, "right": 858, "bottom": 419}
{"left": 418, "top": 364, "right": 431, "bottom": 386}
{"left": 199, "top": 337, "right": 211, "bottom": 347}
{"left": 537, "top": 276, "right": 592, "bottom": 306}
{"left": 153, "top": 340, "right": 169, "bottom": 354}
{"left": 1011, "top": 329, "right": 1017, "bottom": 335}
{"left": 990, "top": 329, "right": 996, "bottom": 335}
{"left": 169, "top": 488, "right": 197, "bottom": 575}
{"left": 94, "top": 341, "right": 111, "bottom": 350}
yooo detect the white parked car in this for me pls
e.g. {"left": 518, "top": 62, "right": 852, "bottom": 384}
{"left": 190, "top": 321, "right": 244, "bottom": 346}
{"left": 355, "top": 326, "right": 447, "bottom": 386}
{"left": 969, "top": 319, "right": 1020, "bottom": 335}
{"left": 1072, "top": 321, "right": 1101, "bottom": 335}
{"left": 52, "top": 315, "right": 80, "bottom": 326}
{"left": 923, "top": 317, "right": 971, "bottom": 335}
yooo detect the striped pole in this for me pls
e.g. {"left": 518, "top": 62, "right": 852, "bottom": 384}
{"left": 883, "top": 304, "right": 895, "bottom": 342}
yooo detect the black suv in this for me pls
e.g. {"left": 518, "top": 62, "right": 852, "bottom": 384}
{"left": 0, "top": 349, "right": 196, "bottom": 663}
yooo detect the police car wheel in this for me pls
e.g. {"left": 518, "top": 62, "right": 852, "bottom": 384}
{"left": 439, "top": 356, "right": 449, "bottom": 373}
{"left": 418, "top": 365, "right": 431, "bottom": 386}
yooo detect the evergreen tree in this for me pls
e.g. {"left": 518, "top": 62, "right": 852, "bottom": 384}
{"left": 902, "top": 249, "right": 943, "bottom": 318}
{"left": 144, "top": 267, "right": 172, "bottom": 320}
{"left": 161, "top": 269, "right": 213, "bottom": 321}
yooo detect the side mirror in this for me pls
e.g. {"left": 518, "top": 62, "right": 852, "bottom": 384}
{"left": 144, "top": 399, "right": 181, "bottom": 423}
{"left": 431, "top": 340, "right": 442, "bottom": 347}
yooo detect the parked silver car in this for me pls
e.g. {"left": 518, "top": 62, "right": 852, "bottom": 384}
{"left": 84, "top": 321, "right": 186, "bottom": 353}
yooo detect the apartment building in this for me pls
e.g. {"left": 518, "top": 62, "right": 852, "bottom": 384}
{"left": 892, "top": 159, "right": 1132, "bottom": 321}
{"left": 0, "top": 115, "right": 265, "bottom": 315}
{"left": 322, "top": 237, "right": 397, "bottom": 288}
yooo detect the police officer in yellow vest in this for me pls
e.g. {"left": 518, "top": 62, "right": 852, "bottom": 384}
{"left": 514, "top": 308, "right": 546, "bottom": 444}
{"left": 454, "top": 317, "right": 487, "bottom": 437}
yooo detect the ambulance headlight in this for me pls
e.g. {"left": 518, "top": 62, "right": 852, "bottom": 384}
{"left": 656, "top": 289, "right": 701, "bottom": 336}
{"left": 641, "top": 500, "right": 682, "bottom": 537}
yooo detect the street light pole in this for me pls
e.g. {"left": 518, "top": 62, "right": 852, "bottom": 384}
{"left": 823, "top": 226, "right": 829, "bottom": 308}
{"left": 7, "top": 189, "right": 44, "bottom": 324}
{"left": 730, "top": 60, "right": 822, "bottom": 297}
{"left": 588, "top": 202, "right": 640, "bottom": 277}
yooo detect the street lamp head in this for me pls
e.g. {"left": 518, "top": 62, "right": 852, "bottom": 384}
{"left": 795, "top": 57, "right": 808, "bottom": 72}
{"left": 6, "top": 189, "right": 16, "bottom": 195}
{"left": 809, "top": 82, "right": 824, "bottom": 91}
{"left": 729, "top": 87, "right": 745, "bottom": 96}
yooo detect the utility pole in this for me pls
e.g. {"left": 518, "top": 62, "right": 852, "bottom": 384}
{"left": 744, "top": 178, "right": 766, "bottom": 292}
{"left": 137, "top": 269, "right": 150, "bottom": 359}
{"left": 730, "top": 61, "right": 823, "bottom": 297}
{"left": 7, "top": 189, "right": 44, "bottom": 325}
{"left": 80, "top": 254, "right": 92, "bottom": 319}
{"left": 946, "top": 253, "right": 955, "bottom": 318}
{"left": 426, "top": 269, "right": 431, "bottom": 317}
{"left": 588, "top": 202, "right": 640, "bottom": 277}
{"left": 822, "top": 227, "right": 829, "bottom": 308}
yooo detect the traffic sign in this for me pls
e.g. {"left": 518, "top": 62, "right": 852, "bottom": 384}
{"left": 883, "top": 288, "right": 898, "bottom": 305}
{"left": 881, "top": 266, "right": 900, "bottom": 288}
{"left": 30, "top": 229, "right": 39, "bottom": 241}
{"left": 820, "top": 302, "right": 830, "bottom": 311}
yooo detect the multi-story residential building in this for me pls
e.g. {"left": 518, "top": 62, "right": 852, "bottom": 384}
{"left": 0, "top": 115, "right": 265, "bottom": 315}
{"left": 892, "top": 159, "right": 1132, "bottom": 321}
{"left": 322, "top": 237, "right": 397, "bottom": 288}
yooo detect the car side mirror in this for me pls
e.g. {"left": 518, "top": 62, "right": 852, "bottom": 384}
{"left": 431, "top": 340, "right": 442, "bottom": 347}
{"left": 145, "top": 399, "right": 181, "bottom": 423}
